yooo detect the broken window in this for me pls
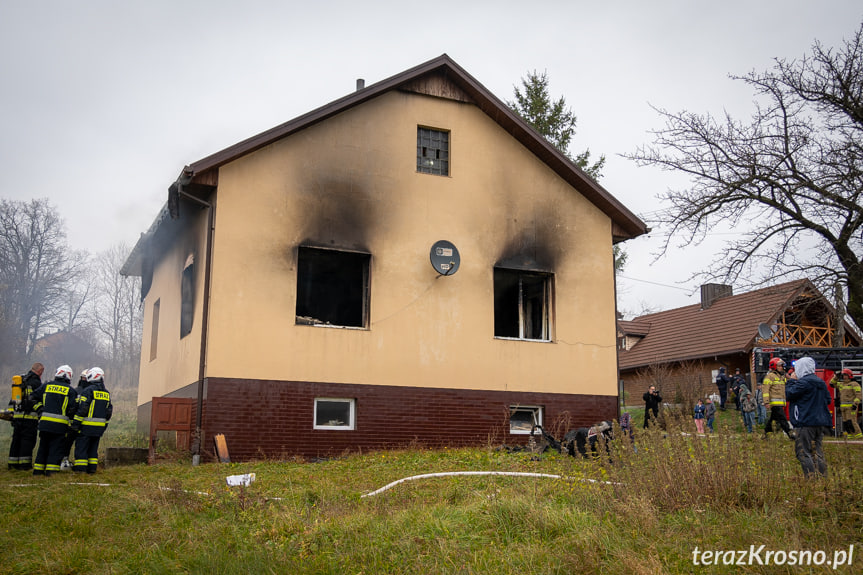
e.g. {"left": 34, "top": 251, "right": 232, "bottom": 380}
{"left": 417, "top": 127, "right": 449, "bottom": 176}
{"left": 180, "top": 254, "right": 195, "bottom": 338}
{"left": 314, "top": 398, "right": 356, "bottom": 430}
{"left": 150, "top": 299, "right": 160, "bottom": 361}
{"left": 296, "top": 247, "right": 370, "bottom": 328}
{"left": 494, "top": 268, "right": 552, "bottom": 341}
{"left": 509, "top": 405, "right": 543, "bottom": 434}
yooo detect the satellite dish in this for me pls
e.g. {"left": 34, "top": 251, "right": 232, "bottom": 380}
{"left": 757, "top": 323, "right": 774, "bottom": 340}
{"left": 429, "top": 240, "right": 460, "bottom": 276}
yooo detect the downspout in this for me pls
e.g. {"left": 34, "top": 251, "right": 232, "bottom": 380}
{"left": 172, "top": 169, "right": 215, "bottom": 465}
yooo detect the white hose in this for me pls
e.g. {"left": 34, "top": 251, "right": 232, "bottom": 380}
{"left": 361, "top": 470, "right": 618, "bottom": 498}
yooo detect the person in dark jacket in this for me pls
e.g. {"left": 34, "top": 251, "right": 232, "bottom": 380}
{"left": 715, "top": 367, "right": 731, "bottom": 410}
{"left": 30, "top": 365, "right": 78, "bottom": 476}
{"left": 60, "top": 369, "right": 90, "bottom": 470}
{"left": 7, "top": 363, "right": 44, "bottom": 470}
{"left": 71, "top": 367, "right": 112, "bottom": 474}
{"left": 786, "top": 357, "right": 832, "bottom": 478}
{"left": 643, "top": 386, "right": 662, "bottom": 428}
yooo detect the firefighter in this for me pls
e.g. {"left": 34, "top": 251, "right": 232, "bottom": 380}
{"left": 71, "top": 367, "right": 112, "bottom": 474}
{"left": 830, "top": 369, "right": 862, "bottom": 439}
{"left": 60, "top": 368, "right": 90, "bottom": 470}
{"left": 30, "top": 365, "right": 78, "bottom": 476}
{"left": 762, "top": 357, "right": 794, "bottom": 439}
{"left": 6, "top": 362, "right": 44, "bottom": 470}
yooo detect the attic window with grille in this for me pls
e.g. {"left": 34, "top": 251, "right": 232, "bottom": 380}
{"left": 494, "top": 268, "right": 552, "bottom": 341}
{"left": 417, "top": 127, "right": 449, "bottom": 176}
{"left": 296, "top": 247, "right": 370, "bottom": 328}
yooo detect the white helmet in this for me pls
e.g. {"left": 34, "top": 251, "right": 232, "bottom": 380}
{"left": 54, "top": 365, "right": 73, "bottom": 381}
{"left": 79, "top": 368, "right": 90, "bottom": 380}
{"left": 86, "top": 367, "right": 104, "bottom": 383}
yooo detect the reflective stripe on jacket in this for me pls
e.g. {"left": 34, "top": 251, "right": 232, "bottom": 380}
{"left": 830, "top": 378, "right": 862, "bottom": 408}
{"left": 30, "top": 379, "right": 78, "bottom": 434}
{"left": 762, "top": 371, "right": 786, "bottom": 406}
{"left": 74, "top": 384, "right": 112, "bottom": 437}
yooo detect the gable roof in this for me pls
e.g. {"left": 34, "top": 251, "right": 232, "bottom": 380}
{"left": 122, "top": 55, "right": 647, "bottom": 276}
{"left": 618, "top": 279, "right": 858, "bottom": 369}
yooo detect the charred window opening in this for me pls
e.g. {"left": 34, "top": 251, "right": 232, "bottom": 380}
{"left": 180, "top": 254, "right": 195, "bottom": 338}
{"left": 313, "top": 398, "right": 356, "bottom": 430}
{"left": 494, "top": 268, "right": 552, "bottom": 341}
{"left": 150, "top": 299, "right": 160, "bottom": 361}
{"left": 296, "top": 247, "right": 370, "bottom": 328}
{"left": 417, "top": 127, "right": 449, "bottom": 176}
{"left": 509, "top": 405, "right": 543, "bottom": 434}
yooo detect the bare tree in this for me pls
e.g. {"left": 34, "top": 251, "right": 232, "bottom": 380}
{"left": 627, "top": 23, "right": 863, "bottom": 329}
{"left": 91, "top": 242, "right": 142, "bottom": 389}
{"left": 0, "top": 198, "right": 79, "bottom": 361}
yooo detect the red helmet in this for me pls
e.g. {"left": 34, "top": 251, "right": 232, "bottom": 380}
{"left": 768, "top": 357, "right": 785, "bottom": 370}
{"left": 841, "top": 368, "right": 854, "bottom": 379}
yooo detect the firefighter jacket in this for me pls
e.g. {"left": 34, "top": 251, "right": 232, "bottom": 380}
{"left": 762, "top": 370, "right": 787, "bottom": 406}
{"left": 30, "top": 378, "right": 78, "bottom": 434}
{"left": 11, "top": 370, "right": 42, "bottom": 424}
{"left": 830, "top": 377, "right": 862, "bottom": 408}
{"left": 73, "top": 382, "right": 112, "bottom": 437}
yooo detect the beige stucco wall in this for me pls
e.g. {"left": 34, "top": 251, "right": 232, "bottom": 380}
{"left": 137, "top": 209, "right": 208, "bottom": 406}
{"left": 138, "top": 89, "right": 621, "bottom": 406}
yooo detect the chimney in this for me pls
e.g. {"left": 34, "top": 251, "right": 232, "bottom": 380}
{"left": 356, "top": 78, "right": 365, "bottom": 91}
{"left": 701, "top": 283, "right": 733, "bottom": 309}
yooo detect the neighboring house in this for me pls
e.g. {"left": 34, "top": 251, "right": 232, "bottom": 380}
{"left": 121, "top": 55, "right": 647, "bottom": 460}
{"left": 618, "top": 280, "right": 862, "bottom": 402}
{"left": 31, "top": 331, "right": 102, "bottom": 378}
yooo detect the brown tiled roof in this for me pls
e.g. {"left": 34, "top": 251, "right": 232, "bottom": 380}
{"left": 619, "top": 279, "right": 814, "bottom": 369}
{"left": 618, "top": 320, "right": 650, "bottom": 336}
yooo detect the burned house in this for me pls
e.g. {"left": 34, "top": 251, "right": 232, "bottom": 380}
{"left": 121, "top": 55, "right": 647, "bottom": 460}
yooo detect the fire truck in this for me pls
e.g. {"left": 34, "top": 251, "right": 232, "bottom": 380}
{"left": 753, "top": 347, "right": 863, "bottom": 436}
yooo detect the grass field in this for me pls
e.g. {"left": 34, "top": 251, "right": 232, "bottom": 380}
{"left": 2, "top": 398, "right": 862, "bottom": 574}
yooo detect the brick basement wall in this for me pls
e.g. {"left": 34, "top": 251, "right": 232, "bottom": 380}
{"left": 201, "top": 378, "right": 618, "bottom": 461}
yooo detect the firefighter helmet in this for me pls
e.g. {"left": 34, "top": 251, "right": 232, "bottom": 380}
{"left": 768, "top": 357, "right": 785, "bottom": 370}
{"left": 86, "top": 367, "right": 104, "bottom": 383}
{"left": 841, "top": 368, "right": 854, "bottom": 379}
{"left": 54, "top": 365, "right": 73, "bottom": 381}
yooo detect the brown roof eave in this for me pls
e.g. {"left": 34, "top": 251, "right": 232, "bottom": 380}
{"left": 620, "top": 347, "right": 752, "bottom": 371}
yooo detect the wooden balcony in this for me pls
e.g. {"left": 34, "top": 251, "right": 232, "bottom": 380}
{"left": 757, "top": 320, "right": 853, "bottom": 347}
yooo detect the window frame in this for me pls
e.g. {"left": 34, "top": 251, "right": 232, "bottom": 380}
{"left": 149, "top": 299, "right": 160, "bottom": 362}
{"left": 180, "top": 254, "right": 195, "bottom": 339}
{"left": 313, "top": 398, "right": 356, "bottom": 431}
{"left": 509, "top": 405, "right": 543, "bottom": 435}
{"left": 493, "top": 268, "right": 554, "bottom": 342}
{"left": 417, "top": 126, "right": 450, "bottom": 176}
{"left": 295, "top": 246, "right": 371, "bottom": 330}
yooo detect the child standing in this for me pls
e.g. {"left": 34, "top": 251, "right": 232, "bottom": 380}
{"left": 693, "top": 399, "right": 706, "bottom": 433}
{"left": 741, "top": 391, "right": 757, "bottom": 433}
{"left": 705, "top": 397, "right": 717, "bottom": 433}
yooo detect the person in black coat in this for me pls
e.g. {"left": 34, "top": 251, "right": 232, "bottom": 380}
{"left": 715, "top": 367, "right": 731, "bottom": 410}
{"left": 7, "top": 363, "right": 44, "bottom": 470}
{"left": 643, "top": 386, "right": 662, "bottom": 428}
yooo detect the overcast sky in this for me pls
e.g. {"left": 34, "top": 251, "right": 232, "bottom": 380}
{"left": 1, "top": 1, "right": 860, "bottom": 316}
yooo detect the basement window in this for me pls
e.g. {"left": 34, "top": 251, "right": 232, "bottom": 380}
{"left": 314, "top": 398, "right": 356, "bottom": 430}
{"left": 180, "top": 254, "right": 195, "bottom": 338}
{"left": 510, "top": 405, "right": 543, "bottom": 434}
{"left": 296, "top": 247, "right": 370, "bottom": 328}
{"left": 494, "top": 268, "right": 553, "bottom": 341}
{"left": 417, "top": 127, "right": 449, "bottom": 176}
